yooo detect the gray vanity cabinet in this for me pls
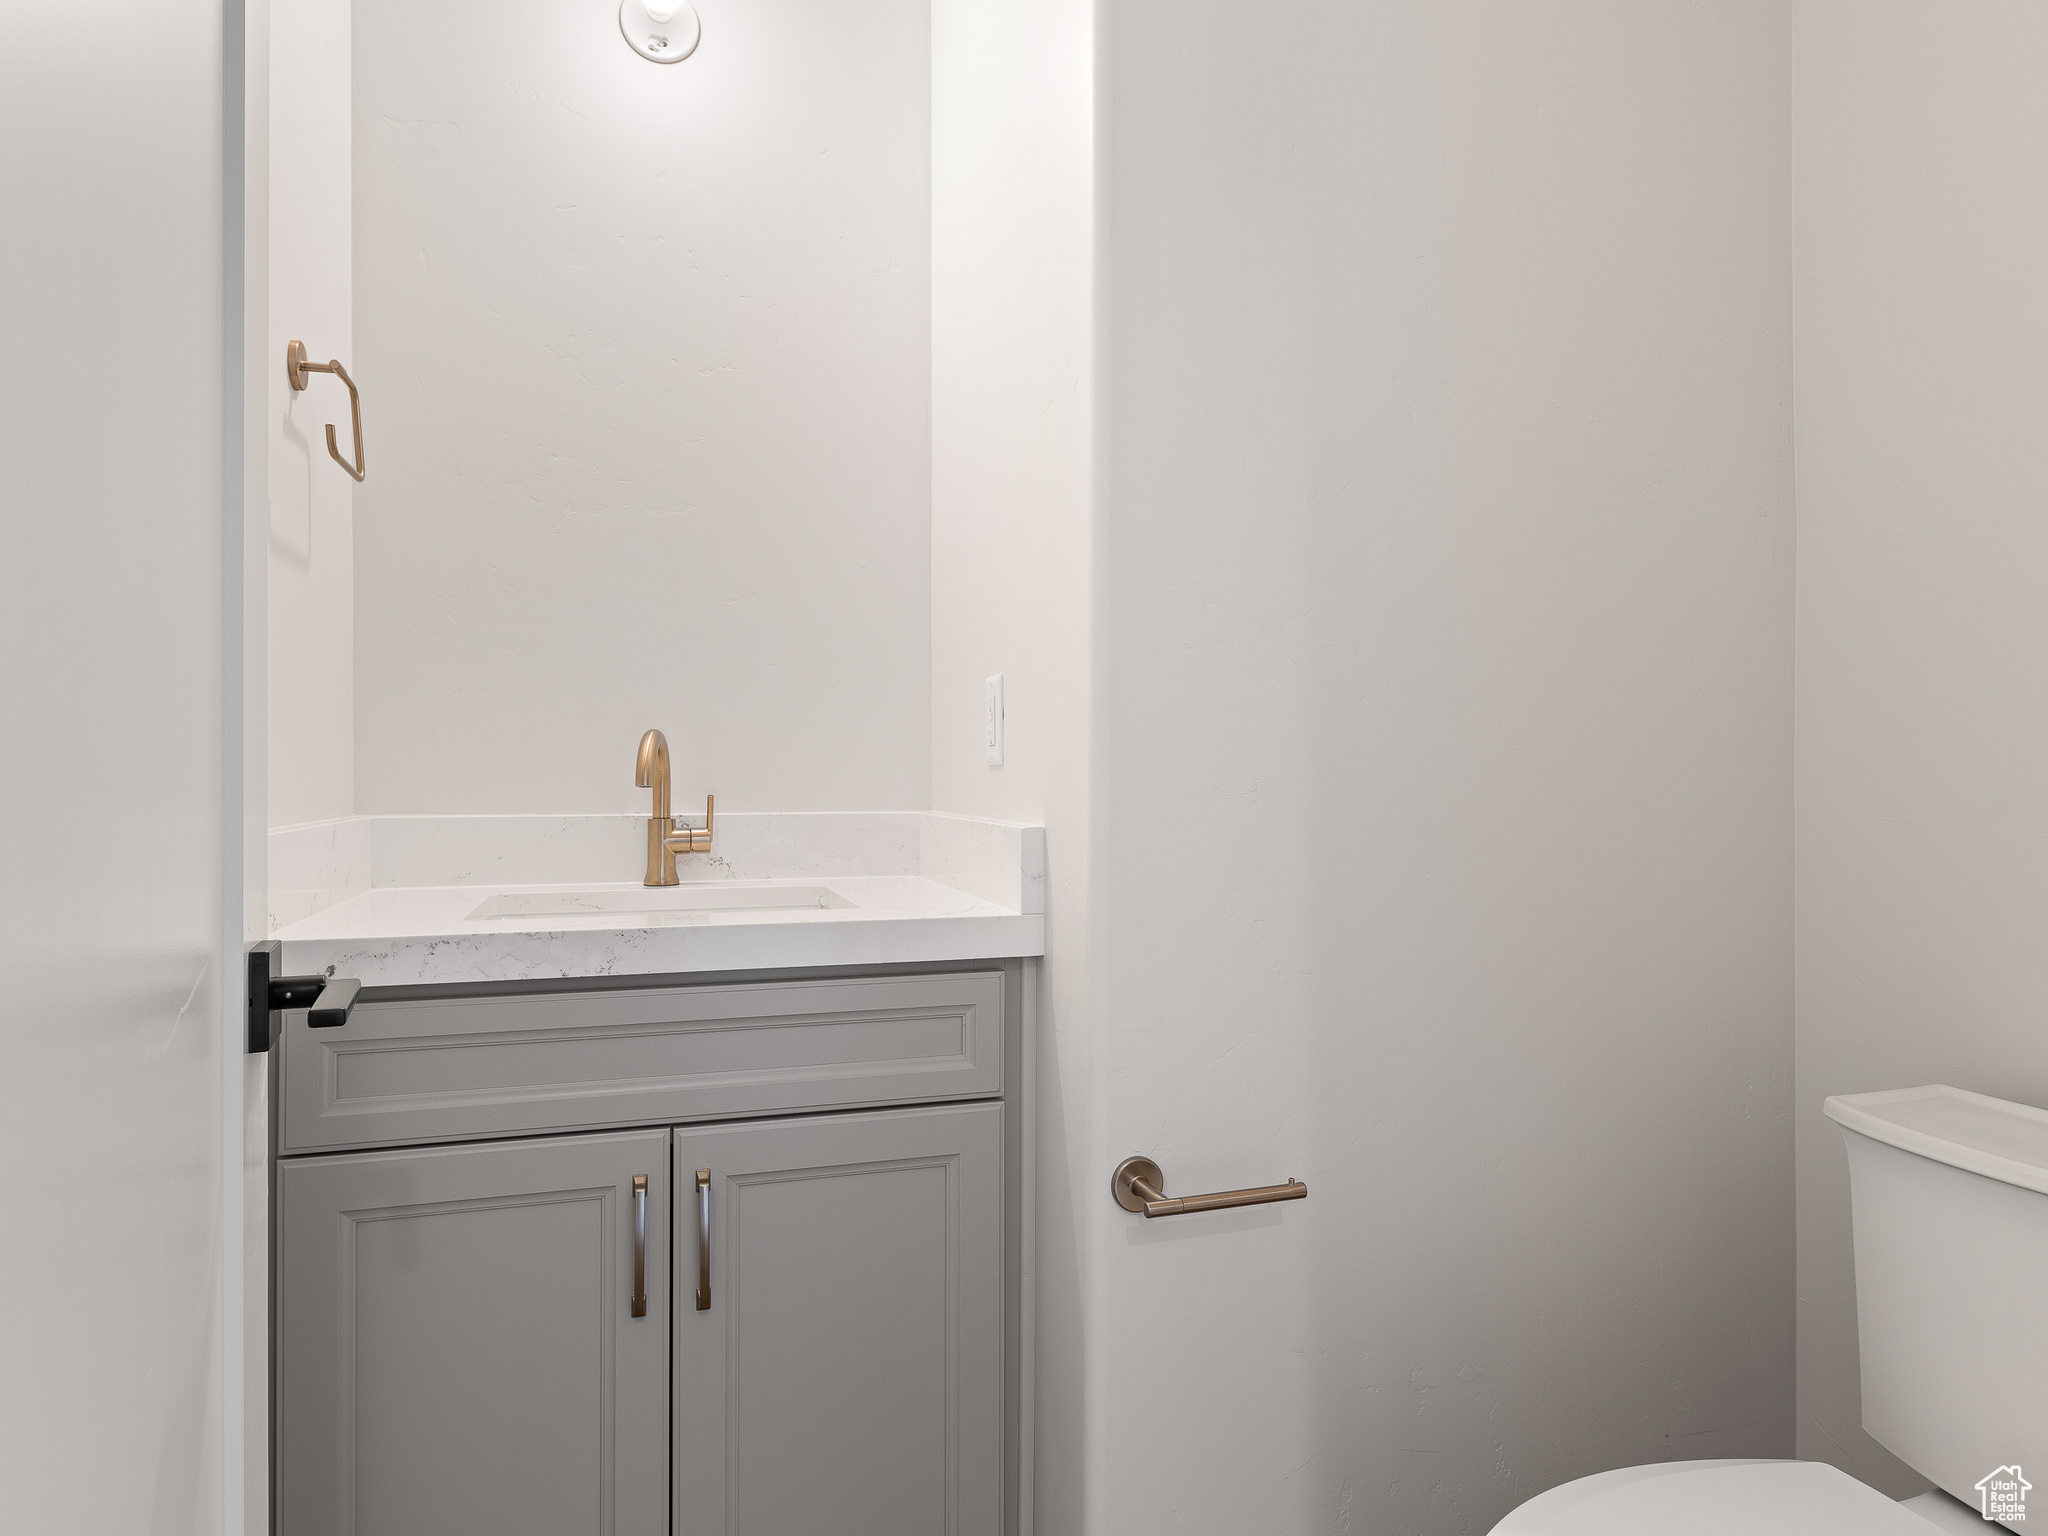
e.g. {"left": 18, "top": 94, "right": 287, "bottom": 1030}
{"left": 277, "top": 1129, "right": 671, "bottom": 1536}
{"left": 274, "top": 965, "right": 1021, "bottom": 1535}
{"left": 672, "top": 1102, "right": 1004, "bottom": 1536}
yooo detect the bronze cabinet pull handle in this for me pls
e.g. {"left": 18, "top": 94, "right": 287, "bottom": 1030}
{"left": 1111, "top": 1156, "right": 1307, "bottom": 1218}
{"left": 285, "top": 339, "right": 367, "bottom": 482}
{"left": 695, "top": 1169, "right": 712, "bottom": 1310}
{"left": 631, "top": 1174, "right": 648, "bottom": 1318}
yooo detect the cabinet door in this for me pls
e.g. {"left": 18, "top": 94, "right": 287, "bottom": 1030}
{"left": 674, "top": 1103, "right": 1003, "bottom": 1536}
{"left": 278, "top": 1130, "right": 669, "bottom": 1536}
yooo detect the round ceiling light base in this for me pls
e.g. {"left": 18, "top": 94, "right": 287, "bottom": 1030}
{"left": 620, "top": 0, "right": 700, "bottom": 64}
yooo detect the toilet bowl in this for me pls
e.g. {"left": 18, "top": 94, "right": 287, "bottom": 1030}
{"left": 1490, "top": 1084, "right": 2048, "bottom": 1535}
{"left": 1491, "top": 1459, "right": 1985, "bottom": 1534}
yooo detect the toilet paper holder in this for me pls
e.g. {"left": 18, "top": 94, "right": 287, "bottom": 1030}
{"left": 1111, "top": 1155, "right": 1307, "bottom": 1218}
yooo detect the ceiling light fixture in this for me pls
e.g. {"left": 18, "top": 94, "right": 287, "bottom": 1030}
{"left": 621, "top": 0, "right": 700, "bottom": 64}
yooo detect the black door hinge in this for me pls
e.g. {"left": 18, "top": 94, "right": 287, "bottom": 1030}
{"left": 247, "top": 939, "right": 361, "bottom": 1053}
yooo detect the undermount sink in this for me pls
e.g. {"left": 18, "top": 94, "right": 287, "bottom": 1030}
{"left": 465, "top": 884, "right": 854, "bottom": 923}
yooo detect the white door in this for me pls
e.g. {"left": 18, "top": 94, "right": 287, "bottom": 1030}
{"left": 0, "top": 3, "right": 257, "bottom": 1533}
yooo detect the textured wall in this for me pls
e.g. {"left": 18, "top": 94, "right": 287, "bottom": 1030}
{"left": 1792, "top": 0, "right": 2048, "bottom": 1497}
{"left": 1095, "top": 4, "right": 1797, "bottom": 1530}
{"left": 351, "top": 0, "right": 932, "bottom": 815}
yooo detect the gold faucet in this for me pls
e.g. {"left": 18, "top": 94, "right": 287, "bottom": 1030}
{"left": 634, "top": 728, "right": 714, "bottom": 886}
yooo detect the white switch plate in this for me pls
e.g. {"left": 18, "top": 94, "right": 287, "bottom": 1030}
{"left": 984, "top": 674, "right": 1004, "bottom": 766}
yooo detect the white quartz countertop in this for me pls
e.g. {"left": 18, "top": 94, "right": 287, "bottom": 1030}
{"left": 269, "top": 812, "right": 1046, "bottom": 988}
{"left": 273, "top": 875, "right": 1041, "bottom": 987}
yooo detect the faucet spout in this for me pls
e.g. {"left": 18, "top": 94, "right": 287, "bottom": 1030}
{"left": 635, "top": 728, "right": 712, "bottom": 885}
{"left": 635, "top": 728, "right": 671, "bottom": 820}
{"left": 637, "top": 729, "right": 672, "bottom": 885}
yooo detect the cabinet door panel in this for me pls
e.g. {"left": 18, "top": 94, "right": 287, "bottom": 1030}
{"left": 674, "top": 1104, "right": 1003, "bottom": 1536}
{"left": 279, "top": 1130, "right": 669, "bottom": 1536}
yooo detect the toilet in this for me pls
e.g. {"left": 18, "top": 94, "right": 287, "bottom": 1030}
{"left": 1492, "top": 1084, "right": 2048, "bottom": 1534}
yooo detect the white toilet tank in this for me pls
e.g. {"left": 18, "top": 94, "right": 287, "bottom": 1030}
{"left": 1826, "top": 1085, "right": 2048, "bottom": 1514}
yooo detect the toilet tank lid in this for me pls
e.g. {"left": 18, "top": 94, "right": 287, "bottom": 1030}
{"left": 1825, "top": 1084, "right": 2048, "bottom": 1195}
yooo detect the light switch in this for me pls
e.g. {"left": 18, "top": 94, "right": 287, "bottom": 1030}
{"left": 985, "top": 674, "right": 1004, "bottom": 766}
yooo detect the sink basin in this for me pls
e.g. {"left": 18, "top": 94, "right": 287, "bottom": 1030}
{"left": 465, "top": 885, "right": 854, "bottom": 923}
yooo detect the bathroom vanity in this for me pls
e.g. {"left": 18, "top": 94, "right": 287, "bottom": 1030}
{"left": 262, "top": 812, "right": 1043, "bottom": 1536}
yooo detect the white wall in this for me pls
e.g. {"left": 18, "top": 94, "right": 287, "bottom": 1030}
{"left": 269, "top": 0, "right": 355, "bottom": 827}
{"left": 350, "top": 0, "right": 932, "bottom": 816}
{"left": 930, "top": 1, "right": 1101, "bottom": 1530}
{"left": 1791, "top": 1, "right": 2048, "bottom": 1497}
{"left": 1093, "top": 4, "right": 1796, "bottom": 1531}
{"left": 1, "top": 1, "right": 236, "bottom": 1529}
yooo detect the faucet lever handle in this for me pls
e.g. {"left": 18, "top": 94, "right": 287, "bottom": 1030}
{"left": 668, "top": 793, "right": 715, "bottom": 855}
